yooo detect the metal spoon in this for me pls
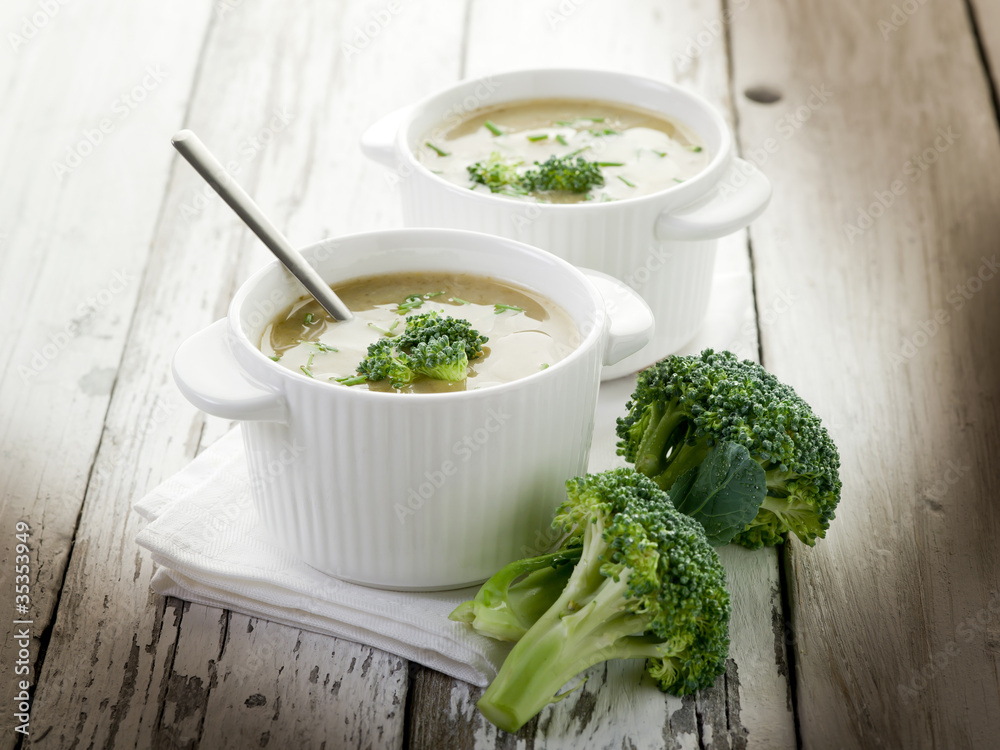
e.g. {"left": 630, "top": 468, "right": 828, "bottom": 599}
{"left": 171, "top": 129, "right": 352, "bottom": 322}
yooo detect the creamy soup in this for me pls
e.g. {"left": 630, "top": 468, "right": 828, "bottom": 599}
{"left": 418, "top": 99, "right": 710, "bottom": 203}
{"left": 261, "top": 272, "right": 580, "bottom": 394}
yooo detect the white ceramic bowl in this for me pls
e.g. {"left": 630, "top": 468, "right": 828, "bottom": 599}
{"left": 361, "top": 68, "right": 771, "bottom": 378}
{"left": 172, "top": 228, "right": 653, "bottom": 590}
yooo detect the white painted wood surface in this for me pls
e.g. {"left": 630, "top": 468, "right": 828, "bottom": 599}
{"left": 0, "top": 1, "right": 215, "bottom": 748}
{"left": 729, "top": 0, "right": 1000, "bottom": 747}
{"left": 1, "top": 0, "right": 997, "bottom": 747}
{"left": 13, "top": 1, "right": 465, "bottom": 747}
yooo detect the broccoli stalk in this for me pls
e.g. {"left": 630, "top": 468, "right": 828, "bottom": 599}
{"left": 449, "top": 547, "right": 580, "bottom": 642}
{"left": 626, "top": 396, "right": 712, "bottom": 486}
{"left": 471, "top": 470, "right": 730, "bottom": 733}
{"left": 617, "top": 349, "right": 841, "bottom": 548}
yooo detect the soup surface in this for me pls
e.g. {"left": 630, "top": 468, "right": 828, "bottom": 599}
{"left": 261, "top": 272, "right": 580, "bottom": 394}
{"left": 418, "top": 99, "right": 710, "bottom": 203}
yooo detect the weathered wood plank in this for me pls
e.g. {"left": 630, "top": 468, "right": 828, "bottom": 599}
{"left": 163, "top": 607, "right": 408, "bottom": 750}
{"left": 966, "top": 0, "right": 1000, "bottom": 95}
{"left": 25, "top": 1, "right": 468, "bottom": 748}
{"left": 405, "top": 1, "right": 794, "bottom": 747}
{"left": 0, "top": 0, "right": 214, "bottom": 745}
{"left": 729, "top": 0, "right": 1000, "bottom": 746}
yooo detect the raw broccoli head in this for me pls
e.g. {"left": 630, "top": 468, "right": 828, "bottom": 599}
{"left": 355, "top": 311, "right": 487, "bottom": 388}
{"left": 616, "top": 349, "right": 841, "bottom": 548}
{"left": 557, "top": 471, "right": 730, "bottom": 695}
{"left": 474, "top": 468, "right": 730, "bottom": 733}
{"left": 520, "top": 155, "right": 605, "bottom": 193}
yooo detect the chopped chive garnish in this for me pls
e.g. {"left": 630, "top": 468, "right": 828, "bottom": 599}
{"left": 335, "top": 375, "right": 368, "bottom": 386}
{"left": 527, "top": 134, "right": 549, "bottom": 142}
{"left": 555, "top": 134, "right": 569, "bottom": 146}
{"left": 566, "top": 146, "right": 591, "bottom": 157}
{"left": 425, "top": 141, "right": 450, "bottom": 157}
{"left": 397, "top": 294, "right": 424, "bottom": 313}
{"left": 587, "top": 117, "right": 606, "bottom": 122}
{"left": 269, "top": 355, "right": 280, "bottom": 362}
{"left": 300, "top": 352, "right": 316, "bottom": 378}
{"left": 312, "top": 342, "right": 338, "bottom": 352}
{"left": 494, "top": 303, "right": 524, "bottom": 314}
{"left": 618, "top": 175, "right": 636, "bottom": 188}
{"left": 540, "top": 363, "right": 550, "bottom": 370}
{"left": 596, "top": 162, "right": 625, "bottom": 167}
{"left": 424, "top": 291, "right": 445, "bottom": 298}
{"left": 673, "top": 177, "right": 684, "bottom": 183}
{"left": 449, "top": 297, "right": 471, "bottom": 305}
{"left": 690, "top": 145, "right": 703, "bottom": 152}
{"left": 368, "top": 320, "right": 400, "bottom": 337}
{"left": 304, "top": 313, "right": 316, "bottom": 325}
{"left": 483, "top": 120, "right": 503, "bottom": 136}
{"left": 589, "top": 128, "right": 620, "bottom": 136}
{"left": 653, "top": 150, "right": 667, "bottom": 157}
{"left": 555, "top": 120, "right": 575, "bottom": 126}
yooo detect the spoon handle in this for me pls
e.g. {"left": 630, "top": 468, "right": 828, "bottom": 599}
{"left": 171, "top": 129, "right": 352, "bottom": 322}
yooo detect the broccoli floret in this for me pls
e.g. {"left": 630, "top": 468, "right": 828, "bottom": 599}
{"left": 354, "top": 311, "right": 487, "bottom": 388}
{"left": 472, "top": 468, "right": 730, "bottom": 733}
{"left": 520, "top": 155, "right": 605, "bottom": 193}
{"left": 467, "top": 152, "right": 606, "bottom": 197}
{"left": 356, "top": 338, "right": 416, "bottom": 387}
{"left": 395, "top": 310, "right": 488, "bottom": 360}
{"left": 406, "top": 337, "right": 470, "bottom": 382}
{"left": 467, "top": 151, "right": 524, "bottom": 194}
{"left": 616, "top": 349, "right": 841, "bottom": 548}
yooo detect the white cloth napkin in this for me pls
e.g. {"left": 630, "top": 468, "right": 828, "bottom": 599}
{"left": 134, "top": 427, "right": 511, "bottom": 687}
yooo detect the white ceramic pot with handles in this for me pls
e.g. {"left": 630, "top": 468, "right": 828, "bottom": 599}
{"left": 361, "top": 68, "right": 771, "bottom": 379}
{"left": 172, "top": 228, "right": 653, "bottom": 590}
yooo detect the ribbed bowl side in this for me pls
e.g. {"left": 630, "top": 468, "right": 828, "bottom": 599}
{"left": 242, "top": 345, "right": 603, "bottom": 590}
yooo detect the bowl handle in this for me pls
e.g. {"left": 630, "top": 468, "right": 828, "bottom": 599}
{"left": 581, "top": 269, "right": 656, "bottom": 366}
{"left": 173, "top": 319, "right": 287, "bottom": 422}
{"left": 654, "top": 157, "right": 772, "bottom": 241}
{"left": 360, "top": 105, "right": 412, "bottom": 168}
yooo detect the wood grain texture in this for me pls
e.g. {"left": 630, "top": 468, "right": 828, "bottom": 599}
{"left": 0, "top": 0, "right": 214, "bottom": 745}
{"left": 729, "top": 0, "right": 1000, "bottom": 747}
{"left": 24, "top": 1, "right": 466, "bottom": 748}
{"left": 968, "top": 0, "right": 1000, "bottom": 93}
